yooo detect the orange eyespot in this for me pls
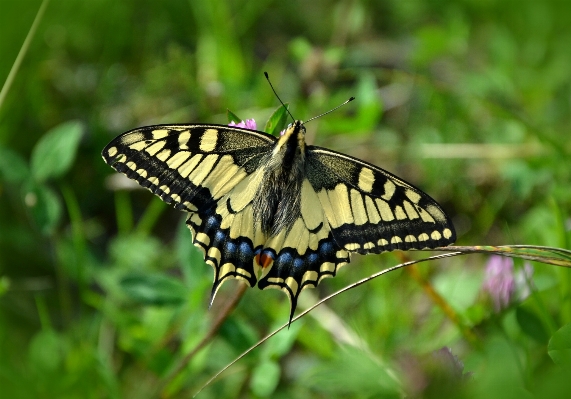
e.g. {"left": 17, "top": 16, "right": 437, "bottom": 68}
{"left": 255, "top": 253, "right": 274, "bottom": 268}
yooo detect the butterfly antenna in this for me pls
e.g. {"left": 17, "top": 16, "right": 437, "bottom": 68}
{"left": 264, "top": 72, "right": 295, "bottom": 122}
{"left": 305, "top": 96, "right": 355, "bottom": 124}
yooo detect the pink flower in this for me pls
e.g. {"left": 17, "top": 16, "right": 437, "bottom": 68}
{"left": 483, "top": 256, "right": 515, "bottom": 312}
{"left": 482, "top": 256, "right": 534, "bottom": 312}
{"left": 229, "top": 119, "right": 257, "bottom": 131}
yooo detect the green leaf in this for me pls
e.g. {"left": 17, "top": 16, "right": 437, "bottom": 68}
{"left": 548, "top": 323, "right": 571, "bottom": 368}
{"left": 289, "top": 37, "right": 313, "bottom": 61}
{"left": 22, "top": 181, "right": 62, "bottom": 235}
{"left": 110, "top": 234, "right": 162, "bottom": 270}
{"left": 28, "top": 330, "right": 63, "bottom": 373}
{"left": 250, "top": 359, "right": 281, "bottom": 397}
{"left": 30, "top": 120, "right": 84, "bottom": 182}
{"left": 226, "top": 109, "right": 242, "bottom": 124}
{"left": 0, "top": 147, "right": 29, "bottom": 183}
{"left": 264, "top": 104, "right": 289, "bottom": 136}
{"left": 120, "top": 273, "right": 186, "bottom": 306}
{"left": 516, "top": 307, "right": 549, "bottom": 343}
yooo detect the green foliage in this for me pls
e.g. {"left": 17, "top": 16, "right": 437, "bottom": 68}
{"left": 22, "top": 179, "right": 62, "bottom": 235}
{"left": 0, "top": 147, "right": 29, "bottom": 183}
{"left": 548, "top": 323, "right": 571, "bottom": 367}
{"left": 250, "top": 359, "right": 281, "bottom": 397}
{"left": 516, "top": 306, "right": 550, "bottom": 343}
{"left": 264, "top": 103, "right": 289, "bottom": 136}
{"left": 1, "top": 0, "right": 571, "bottom": 398}
{"left": 30, "top": 120, "right": 83, "bottom": 183}
{"left": 120, "top": 273, "right": 187, "bottom": 306}
{"left": 226, "top": 109, "right": 242, "bottom": 124}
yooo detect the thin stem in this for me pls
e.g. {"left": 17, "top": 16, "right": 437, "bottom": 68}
{"left": 60, "top": 183, "right": 86, "bottom": 305}
{"left": 34, "top": 294, "right": 52, "bottom": 330}
{"left": 0, "top": 0, "right": 50, "bottom": 110}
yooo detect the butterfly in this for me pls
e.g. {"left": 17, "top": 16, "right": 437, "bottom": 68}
{"left": 102, "top": 111, "right": 456, "bottom": 323}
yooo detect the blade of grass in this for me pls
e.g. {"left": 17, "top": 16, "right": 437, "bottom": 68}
{"left": 60, "top": 183, "right": 87, "bottom": 307}
{"left": 0, "top": 0, "right": 50, "bottom": 110}
{"left": 440, "top": 245, "right": 571, "bottom": 266}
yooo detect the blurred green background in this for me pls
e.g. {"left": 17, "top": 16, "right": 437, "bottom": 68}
{"left": 1, "top": 0, "right": 571, "bottom": 398}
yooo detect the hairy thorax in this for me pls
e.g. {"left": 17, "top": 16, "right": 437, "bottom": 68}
{"left": 253, "top": 121, "right": 306, "bottom": 236}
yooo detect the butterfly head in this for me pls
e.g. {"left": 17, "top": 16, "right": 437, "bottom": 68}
{"left": 283, "top": 120, "right": 305, "bottom": 133}
{"left": 272, "top": 120, "right": 307, "bottom": 162}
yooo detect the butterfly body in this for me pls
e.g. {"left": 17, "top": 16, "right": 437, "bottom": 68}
{"left": 103, "top": 120, "right": 455, "bottom": 321}
{"left": 253, "top": 120, "right": 306, "bottom": 236}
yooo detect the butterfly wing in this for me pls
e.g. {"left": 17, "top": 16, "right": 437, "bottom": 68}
{"left": 102, "top": 124, "right": 276, "bottom": 296}
{"left": 306, "top": 146, "right": 456, "bottom": 252}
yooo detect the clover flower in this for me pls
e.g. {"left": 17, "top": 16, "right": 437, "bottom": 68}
{"left": 229, "top": 118, "right": 288, "bottom": 136}
{"left": 482, "top": 255, "right": 515, "bottom": 312}
{"left": 482, "top": 255, "right": 534, "bottom": 312}
{"left": 229, "top": 119, "right": 257, "bottom": 130}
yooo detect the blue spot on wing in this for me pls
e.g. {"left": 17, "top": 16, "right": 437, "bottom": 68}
{"left": 225, "top": 240, "right": 236, "bottom": 254}
{"left": 307, "top": 253, "right": 318, "bottom": 264}
{"left": 293, "top": 257, "right": 304, "bottom": 269}
{"left": 258, "top": 235, "right": 350, "bottom": 323}
{"left": 278, "top": 251, "right": 293, "bottom": 265}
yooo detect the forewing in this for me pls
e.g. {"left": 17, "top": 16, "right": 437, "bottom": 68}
{"left": 305, "top": 146, "right": 456, "bottom": 254}
{"left": 102, "top": 124, "right": 276, "bottom": 293}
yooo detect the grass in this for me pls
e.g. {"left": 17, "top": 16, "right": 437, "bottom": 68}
{"left": 1, "top": 0, "right": 571, "bottom": 398}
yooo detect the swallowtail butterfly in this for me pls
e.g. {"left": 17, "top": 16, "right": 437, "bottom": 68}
{"left": 103, "top": 102, "right": 456, "bottom": 322}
